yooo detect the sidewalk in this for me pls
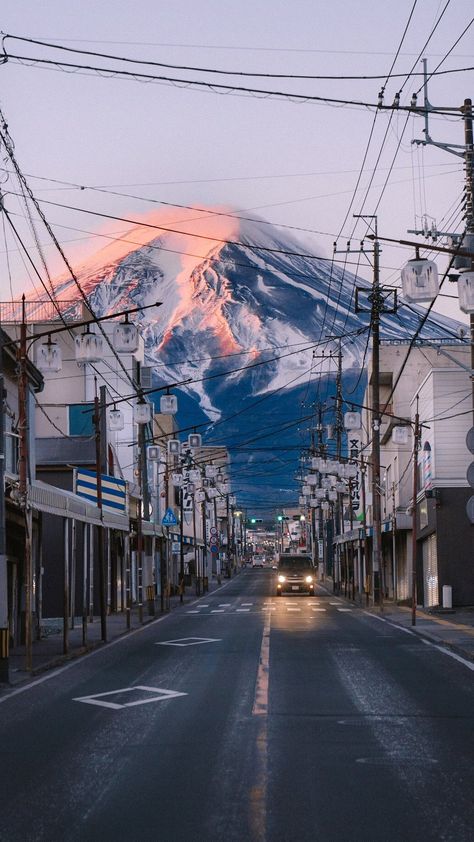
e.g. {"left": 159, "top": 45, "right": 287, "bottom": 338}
{"left": 322, "top": 578, "right": 474, "bottom": 662}
{"left": 2, "top": 576, "right": 226, "bottom": 689}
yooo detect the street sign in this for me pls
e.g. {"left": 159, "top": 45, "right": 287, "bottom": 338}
{"left": 162, "top": 507, "right": 178, "bottom": 526}
{"left": 210, "top": 543, "right": 219, "bottom": 554}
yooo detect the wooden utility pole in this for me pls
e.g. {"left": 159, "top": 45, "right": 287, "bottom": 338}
{"left": 18, "top": 296, "right": 33, "bottom": 670}
{"left": 411, "top": 402, "right": 421, "bottom": 626}
{"left": 93, "top": 388, "right": 107, "bottom": 642}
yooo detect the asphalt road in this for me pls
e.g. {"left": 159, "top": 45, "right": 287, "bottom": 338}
{"left": 2, "top": 569, "right": 474, "bottom": 842}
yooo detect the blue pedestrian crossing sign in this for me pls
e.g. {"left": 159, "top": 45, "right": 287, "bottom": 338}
{"left": 162, "top": 507, "right": 178, "bottom": 526}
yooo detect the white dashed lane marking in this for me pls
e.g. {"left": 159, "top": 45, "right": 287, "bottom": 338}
{"left": 211, "top": 610, "right": 225, "bottom": 614}
{"left": 236, "top": 608, "right": 250, "bottom": 612}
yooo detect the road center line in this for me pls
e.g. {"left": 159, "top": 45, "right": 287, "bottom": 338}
{"left": 253, "top": 609, "right": 271, "bottom": 716}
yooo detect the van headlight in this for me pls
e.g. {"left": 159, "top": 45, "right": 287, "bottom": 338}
{"left": 305, "top": 575, "right": 313, "bottom": 583}
{"left": 278, "top": 575, "right": 286, "bottom": 583}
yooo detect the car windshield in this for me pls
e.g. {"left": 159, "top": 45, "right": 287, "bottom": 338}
{"left": 278, "top": 557, "right": 312, "bottom": 569}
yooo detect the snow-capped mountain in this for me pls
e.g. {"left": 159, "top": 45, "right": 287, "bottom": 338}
{"left": 46, "top": 207, "right": 463, "bottom": 507}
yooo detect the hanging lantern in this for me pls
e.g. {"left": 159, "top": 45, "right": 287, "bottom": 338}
{"left": 147, "top": 445, "right": 159, "bottom": 461}
{"left": 172, "top": 473, "right": 184, "bottom": 486}
{"left": 188, "top": 433, "right": 202, "bottom": 448}
{"left": 319, "top": 459, "right": 329, "bottom": 473}
{"left": 74, "top": 326, "right": 104, "bottom": 363}
{"left": 316, "top": 488, "right": 327, "bottom": 500}
{"left": 310, "top": 498, "right": 319, "bottom": 508}
{"left": 328, "top": 490, "right": 338, "bottom": 501}
{"left": 326, "top": 424, "right": 334, "bottom": 440}
{"left": 326, "top": 460, "right": 339, "bottom": 475}
{"left": 299, "top": 496, "right": 306, "bottom": 506}
{"left": 302, "top": 484, "right": 311, "bottom": 495}
{"left": 133, "top": 399, "right": 152, "bottom": 425}
{"left": 335, "top": 482, "right": 347, "bottom": 493}
{"left": 160, "top": 393, "right": 178, "bottom": 415}
{"left": 205, "top": 465, "right": 218, "bottom": 479}
{"left": 321, "top": 501, "right": 330, "bottom": 513}
{"left": 189, "top": 469, "right": 201, "bottom": 482}
{"left": 344, "top": 411, "right": 361, "bottom": 430}
{"left": 401, "top": 257, "right": 439, "bottom": 302}
{"left": 167, "top": 439, "right": 181, "bottom": 455}
{"left": 392, "top": 426, "right": 409, "bottom": 445}
{"left": 36, "top": 336, "right": 62, "bottom": 373}
{"left": 307, "top": 474, "right": 318, "bottom": 486}
{"left": 311, "top": 457, "right": 322, "bottom": 471}
{"left": 457, "top": 271, "right": 474, "bottom": 314}
{"left": 344, "top": 463, "right": 358, "bottom": 479}
{"left": 321, "top": 477, "right": 332, "bottom": 490}
{"left": 108, "top": 405, "right": 124, "bottom": 431}
{"left": 113, "top": 316, "right": 139, "bottom": 353}
{"left": 195, "top": 490, "right": 206, "bottom": 503}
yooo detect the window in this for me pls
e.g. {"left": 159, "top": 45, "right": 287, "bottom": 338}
{"left": 68, "top": 403, "right": 94, "bottom": 436}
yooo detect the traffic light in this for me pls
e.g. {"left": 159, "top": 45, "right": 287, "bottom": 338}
{"left": 248, "top": 517, "right": 262, "bottom": 524}
{"left": 277, "top": 515, "right": 283, "bottom": 522}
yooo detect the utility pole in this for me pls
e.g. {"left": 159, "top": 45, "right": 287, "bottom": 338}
{"left": 93, "top": 385, "right": 107, "bottom": 642}
{"left": 411, "top": 401, "right": 421, "bottom": 626}
{"left": 18, "top": 295, "right": 33, "bottom": 669}
{"left": 461, "top": 98, "right": 474, "bottom": 417}
{"left": 0, "top": 320, "right": 8, "bottom": 683}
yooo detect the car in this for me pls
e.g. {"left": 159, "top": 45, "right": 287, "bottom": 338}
{"left": 252, "top": 556, "right": 264, "bottom": 568}
{"left": 276, "top": 553, "right": 315, "bottom": 596}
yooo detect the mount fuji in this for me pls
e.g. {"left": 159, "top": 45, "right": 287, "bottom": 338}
{"left": 47, "top": 206, "right": 462, "bottom": 509}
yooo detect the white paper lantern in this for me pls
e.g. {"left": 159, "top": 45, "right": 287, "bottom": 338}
{"left": 310, "top": 498, "right": 319, "bottom": 508}
{"left": 322, "top": 501, "right": 330, "bottom": 513}
{"left": 188, "top": 433, "right": 202, "bottom": 448}
{"left": 172, "top": 473, "right": 184, "bottom": 486}
{"left": 321, "top": 477, "right": 332, "bottom": 490}
{"left": 328, "top": 490, "right": 338, "bottom": 501}
{"left": 307, "top": 474, "right": 318, "bottom": 486}
{"left": 299, "top": 496, "right": 306, "bottom": 506}
{"left": 113, "top": 320, "right": 139, "bottom": 353}
{"left": 344, "top": 411, "right": 361, "bottom": 430}
{"left": 189, "top": 469, "right": 201, "bottom": 482}
{"left": 134, "top": 400, "right": 152, "bottom": 425}
{"left": 167, "top": 439, "right": 181, "bottom": 455}
{"left": 36, "top": 338, "right": 62, "bottom": 373}
{"left": 457, "top": 271, "right": 474, "bottom": 314}
{"left": 345, "top": 463, "right": 358, "bottom": 479}
{"left": 160, "top": 394, "right": 178, "bottom": 415}
{"left": 326, "top": 460, "right": 339, "bottom": 475}
{"left": 302, "top": 484, "right": 311, "bottom": 495}
{"left": 108, "top": 406, "right": 124, "bottom": 431}
{"left": 75, "top": 328, "right": 104, "bottom": 363}
{"left": 401, "top": 258, "right": 439, "bottom": 302}
{"left": 195, "top": 490, "right": 206, "bottom": 503}
{"left": 147, "top": 445, "right": 159, "bottom": 460}
{"left": 392, "top": 426, "right": 409, "bottom": 445}
{"left": 316, "top": 488, "right": 327, "bottom": 500}
{"left": 205, "top": 465, "right": 218, "bottom": 479}
{"left": 311, "top": 457, "right": 322, "bottom": 470}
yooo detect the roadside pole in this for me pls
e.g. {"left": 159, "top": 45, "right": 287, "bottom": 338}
{"left": 0, "top": 322, "right": 8, "bottom": 683}
{"left": 93, "top": 388, "right": 107, "bottom": 642}
{"left": 411, "top": 402, "right": 421, "bottom": 626}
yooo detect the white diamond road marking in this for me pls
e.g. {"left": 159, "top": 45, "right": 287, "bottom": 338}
{"left": 156, "top": 637, "right": 221, "bottom": 647}
{"left": 73, "top": 685, "right": 187, "bottom": 710}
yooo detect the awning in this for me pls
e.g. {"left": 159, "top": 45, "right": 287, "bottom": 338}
{"left": 28, "top": 480, "right": 130, "bottom": 532}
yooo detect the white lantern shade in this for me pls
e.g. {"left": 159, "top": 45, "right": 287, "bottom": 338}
{"left": 189, "top": 469, "right": 201, "bottom": 482}
{"left": 319, "top": 460, "right": 329, "bottom": 473}
{"left": 108, "top": 407, "right": 124, "bottom": 431}
{"left": 326, "top": 460, "right": 339, "bottom": 474}
{"left": 310, "top": 498, "right": 319, "bottom": 508}
{"left": 207, "top": 487, "right": 218, "bottom": 499}
{"left": 172, "top": 473, "right": 183, "bottom": 486}
{"left": 113, "top": 321, "right": 139, "bottom": 353}
{"left": 37, "top": 339, "right": 62, "bottom": 373}
{"left": 299, "top": 496, "right": 306, "bottom": 506}
{"left": 311, "top": 457, "right": 322, "bottom": 470}
{"left": 147, "top": 445, "right": 159, "bottom": 460}
{"left": 205, "top": 465, "right": 218, "bottom": 478}
{"left": 134, "top": 400, "right": 152, "bottom": 424}
{"left": 316, "top": 488, "right": 327, "bottom": 500}
{"left": 322, "top": 501, "right": 330, "bottom": 512}
{"left": 328, "top": 490, "right": 338, "bottom": 501}
{"left": 458, "top": 271, "right": 474, "bottom": 314}
{"left": 160, "top": 394, "right": 178, "bottom": 415}
{"left": 167, "top": 439, "right": 181, "bottom": 455}
{"left": 344, "top": 411, "right": 361, "bottom": 430}
{"left": 229, "top": 495, "right": 236, "bottom": 505}
{"left": 74, "top": 329, "right": 104, "bottom": 363}
{"left": 188, "top": 433, "right": 202, "bottom": 448}
{"left": 401, "top": 258, "right": 439, "bottom": 302}
{"left": 345, "top": 463, "right": 358, "bottom": 479}
{"left": 307, "top": 474, "right": 317, "bottom": 486}
{"left": 321, "top": 477, "right": 332, "bottom": 490}
{"left": 302, "top": 484, "right": 311, "bottom": 495}
{"left": 392, "top": 425, "right": 409, "bottom": 445}
{"left": 335, "top": 482, "right": 346, "bottom": 493}
{"left": 195, "top": 490, "right": 206, "bottom": 503}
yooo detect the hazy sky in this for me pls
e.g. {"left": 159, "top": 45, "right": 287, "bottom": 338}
{"left": 1, "top": 0, "right": 473, "bottom": 323}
